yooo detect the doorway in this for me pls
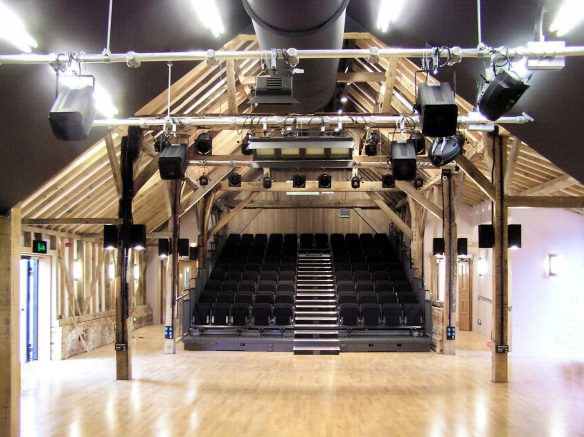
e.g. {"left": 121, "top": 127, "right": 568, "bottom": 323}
{"left": 20, "top": 257, "right": 39, "bottom": 362}
{"left": 457, "top": 258, "right": 472, "bottom": 331}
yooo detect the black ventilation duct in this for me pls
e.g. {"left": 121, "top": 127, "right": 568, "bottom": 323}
{"left": 242, "top": 0, "right": 350, "bottom": 113}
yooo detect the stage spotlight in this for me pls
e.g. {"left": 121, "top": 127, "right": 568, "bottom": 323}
{"left": 414, "top": 177, "right": 424, "bottom": 188}
{"left": 158, "top": 239, "right": 170, "bottom": 258}
{"left": 103, "top": 225, "right": 118, "bottom": 251}
{"left": 351, "top": 175, "right": 361, "bottom": 189}
{"left": 262, "top": 174, "right": 273, "bottom": 189}
{"left": 130, "top": 224, "right": 146, "bottom": 251}
{"left": 391, "top": 141, "right": 417, "bottom": 181}
{"left": 408, "top": 131, "right": 426, "bottom": 155}
{"left": 428, "top": 134, "right": 465, "bottom": 167}
{"left": 241, "top": 133, "right": 252, "bottom": 155}
{"left": 194, "top": 132, "right": 213, "bottom": 155}
{"left": 228, "top": 172, "right": 242, "bottom": 187}
{"left": 159, "top": 143, "right": 188, "bottom": 180}
{"left": 364, "top": 131, "right": 381, "bottom": 156}
{"left": 292, "top": 174, "right": 306, "bottom": 188}
{"left": 198, "top": 174, "right": 209, "bottom": 186}
{"left": 318, "top": 173, "right": 332, "bottom": 189}
{"left": 478, "top": 69, "right": 530, "bottom": 121}
{"left": 381, "top": 174, "right": 395, "bottom": 188}
{"left": 415, "top": 82, "right": 458, "bottom": 137}
{"left": 49, "top": 81, "right": 97, "bottom": 141}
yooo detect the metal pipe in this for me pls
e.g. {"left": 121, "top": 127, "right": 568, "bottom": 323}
{"left": 1, "top": 45, "right": 584, "bottom": 66}
{"left": 93, "top": 113, "right": 533, "bottom": 128}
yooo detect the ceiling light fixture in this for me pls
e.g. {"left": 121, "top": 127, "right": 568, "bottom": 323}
{"left": 381, "top": 174, "right": 395, "bottom": 188}
{"left": 194, "top": 132, "right": 213, "bottom": 155}
{"left": 57, "top": 71, "right": 118, "bottom": 118}
{"left": 376, "top": 0, "right": 407, "bottom": 33}
{"left": 292, "top": 174, "right": 306, "bottom": 188}
{"left": 549, "top": 0, "right": 584, "bottom": 37}
{"left": 318, "top": 173, "right": 332, "bottom": 189}
{"left": 262, "top": 174, "right": 273, "bottom": 189}
{"left": 0, "top": 2, "right": 38, "bottom": 53}
{"left": 191, "top": 0, "right": 225, "bottom": 38}
{"left": 228, "top": 172, "right": 242, "bottom": 187}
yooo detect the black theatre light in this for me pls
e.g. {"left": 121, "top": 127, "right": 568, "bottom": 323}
{"left": 381, "top": 174, "right": 395, "bottom": 188}
{"left": 457, "top": 238, "right": 468, "bottom": 256}
{"left": 433, "top": 238, "right": 445, "bottom": 256}
{"left": 158, "top": 239, "right": 170, "bottom": 258}
{"left": 318, "top": 173, "right": 332, "bottom": 189}
{"left": 178, "top": 239, "right": 190, "bottom": 257}
{"left": 228, "top": 172, "right": 242, "bottom": 187}
{"left": 103, "top": 225, "right": 118, "bottom": 251}
{"left": 198, "top": 174, "right": 209, "bottom": 186}
{"left": 241, "top": 134, "right": 252, "bottom": 155}
{"left": 351, "top": 175, "right": 361, "bottom": 189}
{"left": 428, "top": 135, "right": 465, "bottom": 167}
{"left": 262, "top": 174, "right": 273, "bottom": 189}
{"left": 415, "top": 82, "right": 458, "bottom": 137}
{"left": 194, "top": 132, "right": 213, "bottom": 155}
{"left": 478, "top": 70, "right": 530, "bottom": 121}
{"left": 49, "top": 82, "right": 97, "bottom": 141}
{"left": 408, "top": 131, "right": 426, "bottom": 155}
{"left": 364, "top": 131, "right": 381, "bottom": 156}
{"left": 292, "top": 174, "right": 306, "bottom": 188}
{"left": 130, "top": 224, "right": 146, "bottom": 251}
{"left": 159, "top": 143, "right": 188, "bottom": 180}
{"left": 508, "top": 224, "right": 522, "bottom": 249}
{"left": 414, "top": 177, "right": 424, "bottom": 188}
{"left": 391, "top": 141, "right": 417, "bottom": 181}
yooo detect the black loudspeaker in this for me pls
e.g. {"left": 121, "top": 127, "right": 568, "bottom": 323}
{"left": 159, "top": 144, "right": 188, "bottom": 180}
{"left": 158, "top": 239, "right": 169, "bottom": 257}
{"left": 433, "top": 238, "right": 445, "bottom": 256}
{"left": 178, "top": 239, "right": 190, "bottom": 257}
{"left": 103, "top": 225, "right": 118, "bottom": 251}
{"left": 478, "top": 224, "right": 494, "bottom": 248}
{"left": 391, "top": 141, "right": 417, "bottom": 181}
{"left": 508, "top": 224, "right": 522, "bottom": 249}
{"left": 189, "top": 246, "right": 199, "bottom": 261}
{"left": 408, "top": 131, "right": 426, "bottom": 155}
{"left": 130, "top": 224, "right": 146, "bottom": 250}
{"left": 478, "top": 70, "right": 530, "bottom": 121}
{"left": 49, "top": 85, "right": 97, "bottom": 141}
{"left": 416, "top": 82, "right": 458, "bottom": 137}
{"left": 457, "top": 238, "right": 468, "bottom": 256}
{"left": 382, "top": 174, "right": 395, "bottom": 188}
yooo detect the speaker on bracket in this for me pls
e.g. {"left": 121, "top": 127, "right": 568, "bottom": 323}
{"left": 415, "top": 82, "right": 458, "bottom": 137}
{"left": 391, "top": 141, "right": 417, "bottom": 181}
{"left": 478, "top": 224, "right": 494, "bottom": 249}
{"left": 159, "top": 143, "right": 188, "bottom": 180}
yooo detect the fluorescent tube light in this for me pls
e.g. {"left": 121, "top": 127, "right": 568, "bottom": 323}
{"left": 550, "top": 0, "right": 584, "bottom": 37}
{"left": 0, "top": 3, "right": 38, "bottom": 53}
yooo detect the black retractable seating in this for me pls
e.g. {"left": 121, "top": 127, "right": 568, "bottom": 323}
{"left": 216, "top": 291, "right": 235, "bottom": 304}
{"left": 338, "top": 292, "right": 358, "bottom": 305}
{"left": 238, "top": 281, "right": 256, "bottom": 293}
{"left": 355, "top": 281, "right": 375, "bottom": 293}
{"left": 358, "top": 291, "right": 377, "bottom": 305}
{"left": 252, "top": 303, "right": 272, "bottom": 326}
{"left": 260, "top": 270, "right": 278, "bottom": 282}
{"left": 360, "top": 303, "right": 381, "bottom": 326}
{"left": 382, "top": 303, "right": 402, "bottom": 326}
{"left": 221, "top": 280, "right": 238, "bottom": 291}
{"left": 314, "top": 233, "right": 329, "bottom": 249}
{"left": 193, "top": 303, "right": 211, "bottom": 325}
{"left": 398, "top": 291, "right": 418, "bottom": 304}
{"left": 340, "top": 303, "right": 359, "bottom": 326}
{"left": 353, "top": 271, "right": 371, "bottom": 282}
{"left": 277, "top": 282, "right": 295, "bottom": 294}
{"left": 375, "top": 281, "right": 393, "bottom": 293}
{"left": 378, "top": 291, "right": 398, "bottom": 305}
{"left": 352, "top": 262, "right": 368, "bottom": 272}
{"left": 275, "top": 292, "right": 294, "bottom": 305}
{"left": 241, "top": 233, "right": 254, "bottom": 245}
{"left": 337, "top": 281, "right": 355, "bottom": 293}
{"left": 231, "top": 303, "right": 250, "bottom": 325}
{"left": 273, "top": 303, "right": 294, "bottom": 325}
{"left": 255, "top": 234, "right": 268, "bottom": 246}
{"left": 257, "top": 280, "right": 276, "bottom": 293}
{"left": 300, "top": 233, "right": 314, "bottom": 249}
{"left": 280, "top": 261, "right": 296, "bottom": 271}
{"left": 371, "top": 271, "right": 389, "bottom": 282}
{"left": 403, "top": 303, "right": 424, "bottom": 325}
{"left": 199, "top": 290, "right": 216, "bottom": 304}
{"left": 255, "top": 291, "right": 275, "bottom": 305}
{"left": 242, "top": 271, "right": 259, "bottom": 282}
{"left": 225, "top": 271, "right": 242, "bottom": 281}
{"left": 278, "top": 271, "right": 296, "bottom": 282}
{"left": 234, "top": 291, "right": 253, "bottom": 305}
{"left": 335, "top": 271, "right": 353, "bottom": 282}
{"left": 269, "top": 233, "right": 284, "bottom": 245}
{"left": 212, "top": 303, "right": 230, "bottom": 325}
{"left": 205, "top": 280, "right": 222, "bottom": 291}
{"left": 330, "top": 233, "right": 344, "bottom": 248}
{"left": 209, "top": 270, "right": 225, "bottom": 281}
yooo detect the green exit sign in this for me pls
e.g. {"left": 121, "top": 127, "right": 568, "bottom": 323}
{"left": 32, "top": 240, "right": 48, "bottom": 254}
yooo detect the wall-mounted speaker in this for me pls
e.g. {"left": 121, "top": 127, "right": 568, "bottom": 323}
{"left": 508, "top": 224, "right": 522, "bottom": 249}
{"left": 178, "top": 239, "right": 190, "bottom": 257}
{"left": 457, "top": 238, "right": 468, "bottom": 256}
{"left": 433, "top": 238, "right": 445, "bottom": 256}
{"left": 478, "top": 224, "right": 494, "bottom": 248}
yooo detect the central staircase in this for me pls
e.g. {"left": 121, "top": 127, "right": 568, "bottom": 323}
{"left": 293, "top": 250, "right": 340, "bottom": 355}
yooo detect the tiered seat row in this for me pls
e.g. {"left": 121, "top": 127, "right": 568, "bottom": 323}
{"left": 332, "top": 233, "right": 424, "bottom": 328}
{"left": 193, "top": 233, "right": 299, "bottom": 327}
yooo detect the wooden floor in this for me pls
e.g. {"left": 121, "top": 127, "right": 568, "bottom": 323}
{"left": 21, "top": 326, "right": 584, "bottom": 437}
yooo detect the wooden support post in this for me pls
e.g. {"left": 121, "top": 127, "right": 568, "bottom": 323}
{"left": 503, "top": 137, "right": 520, "bottom": 192}
{"left": 0, "top": 205, "right": 21, "bottom": 437}
{"left": 225, "top": 59, "right": 238, "bottom": 114}
{"left": 492, "top": 135, "right": 509, "bottom": 383}
{"left": 380, "top": 57, "right": 399, "bottom": 113}
{"left": 105, "top": 131, "right": 122, "bottom": 197}
{"left": 406, "top": 198, "right": 427, "bottom": 279}
{"left": 442, "top": 170, "right": 457, "bottom": 355}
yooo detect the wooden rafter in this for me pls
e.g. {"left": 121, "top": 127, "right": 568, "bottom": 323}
{"left": 208, "top": 192, "right": 258, "bottom": 237}
{"left": 368, "top": 192, "right": 412, "bottom": 239}
{"left": 396, "top": 181, "right": 443, "bottom": 220}
{"left": 507, "top": 196, "right": 584, "bottom": 208}
{"left": 234, "top": 208, "right": 263, "bottom": 233}
{"left": 503, "top": 137, "right": 520, "bottom": 192}
{"left": 519, "top": 174, "right": 579, "bottom": 196}
{"left": 455, "top": 154, "right": 496, "bottom": 201}
{"left": 354, "top": 208, "right": 384, "bottom": 233}
{"left": 105, "top": 131, "right": 122, "bottom": 197}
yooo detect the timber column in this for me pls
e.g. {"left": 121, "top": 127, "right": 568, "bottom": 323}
{"left": 442, "top": 169, "right": 457, "bottom": 355}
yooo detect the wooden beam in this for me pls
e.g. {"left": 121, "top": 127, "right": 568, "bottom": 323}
{"left": 420, "top": 173, "right": 442, "bottom": 192}
{"left": 225, "top": 59, "right": 238, "bottom": 114}
{"left": 208, "top": 192, "right": 259, "bottom": 237}
{"left": 105, "top": 131, "right": 122, "bottom": 197}
{"left": 503, "top": 137, "right": 520, "bottom": 192}
{"left": 0, "top": 205, "right": 21, "bottom": 436}
{"left": 519, "top": 174, "right": 579, "bottom": 196}
{"left": 22, "top": 218, "right": 123, "bottom": 225}
{"left": 507, "top": 196, "right": 584, "bottom": 208}
{"left": 228, "top": 199, "right": 379, "bottom": 209}
{"left": 133, "top": 158, "right": 160, "bottom": 196}
{"left": 380, "top": 57, "right": 399, "bottom": 113}
{"left": 234, "top": 208, "right": 264, "bottom": 234}
{"left": 396, "top": 181, "right": 443, "bottom": 220}
{"left": 455, "top": 154, "right": 496, "bottom": 201}
{"left": 217, "top": 181, "right": 400, "bottom": 192}
{"left": 368, "top": 192, "right": 413, "bottom": 239}
{"left": 337, "top": 71, "right": 386, "bottom": 83}
{"left": 354, "top": 208, "right": 384, "bottom": 233}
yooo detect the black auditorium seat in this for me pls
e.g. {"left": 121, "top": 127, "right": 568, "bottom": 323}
{"left": 255, "top": 291, "right": 275, "bottom": 305}
{"left": 252, "top": 303, "right": 273, "bottom": 326}
{"left": 242, "top": 271, "right": 259, "bottom": 282}
{"left": 204, "top": 280, "right": 222, "bottom": 292}
{"left": 193, "top": 303, "right": 211, "bottom": 325}
{"left": 269, "top": 233, "right": 284, "bottom": 246}
{"left": 241, "top": 233, "right": 254, "bottom": 245}
{"left": 334, "top": 262, "right": 351, "bottom": 272}
{"left": 216, "top": 291, "right": 235, "bottom": 304}
{"left": 378, "top": 291, "right": 398, "bottom": 305}
{"left": 336, "top": 281, "right": 355, "bottom": 293}
{"left": 314, "top": 233, "right": 329, "bottom": 249}
{"left": 355, "top": 281, "right": 375, "bottom": 293}
{"left": 278, "top": 271, "right": 296, "bottom": 282}
{"left": 403, "top": 303, "right": 424, "bottom": 325}
{"left": 330, "top": 233, "right": 345, "bottom": 248}
{"left": 352, "top": 262, "right": 368, "bottom": 272}
{"left": 273, "top": 303, "right": 294, "bottom": 325}
{"left": 263, "top": 263, "right": 280, "bottom": 272}
{"left": 238, "top": 281, "right": 256, "bottom": 294}
{"left": 234, "top": 291, "right": 253, "bottom": 305}
{"left": 358, "top": 291, "right": 377, "bottom": 305}
{"left": 260, "top": 270, "right": 278, "bottom": 282}
{"left": 231, "top": 303, "right": 250, "bottom": 325}
{"left": 228, "top": 262, "right": 245, "bottom": 272}
{"left": 371, "top": 270, "right": 389, "bottom": 282}
{"left": 360, "top": 303, "right": 381, "bottom": 326}
{"left": 257, "top": 280, "right": 277, "bottom": 293}
{"left": 339, "top": 303, "right": 359, "bottom": 326}
{"left": 300, "top": 233, "right": 314, "bottom": 249}
{"left": 398, "top": 291, "right": 418, "bottom": 304}
{"left": 255, "top": 234, "right": 268, "bottom": 246}
{"left": 277, "top": 282, "right": 295, "bottom": 294}
{"left": 225, "top": 271, "right": 242, "bottom": 281}
{"left": 382, "top": 303, "right": 402, "bottom": 326}
{"left": 375, "top": 280, "right": 393, "bottom": 293}
{"left": 353, "top": 271, "right": 371, "bottom": 282}
{"left": 221, "top": 280, "right": 238, "bottom": 292}
{"left": 335, "top": 271, "right": 353, "bottom": 282}
{"left": 275, "top": 292, "right": 294, "bottom": 305}
{"left": 212, "top": 303, "right": 230, "bottom": 325}
{"left": 338, "top": 292, "right": 358, "bottom": 305}
{"left": 245, "top": 262, "right": 260, "bottom": 272}
{"left": 209, "top": 270, "right": 225, "bottom": 281}
{"left": 198, "top": 290, "right": 217, "bottom": 304}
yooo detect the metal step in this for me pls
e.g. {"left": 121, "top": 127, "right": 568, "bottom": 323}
{"left": 294, "top": 330, "right": 339, "bottom": 338}
{"left": 295, "top": 299, "right": 336, "bottom": 305}
{"left": 293, "top": 346, "right": 340, "bottom": 355}
{"left": 294, "top": 315, "right": 338, "bottom": 321}
{"left": 294, "top": 323, "right": 339, "bottom": 328}
{"left": 295, "top": 304, "right": 337, "bottom": 309}
{"left": 295, "top": 311, "right": 337, "bottom": 316}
